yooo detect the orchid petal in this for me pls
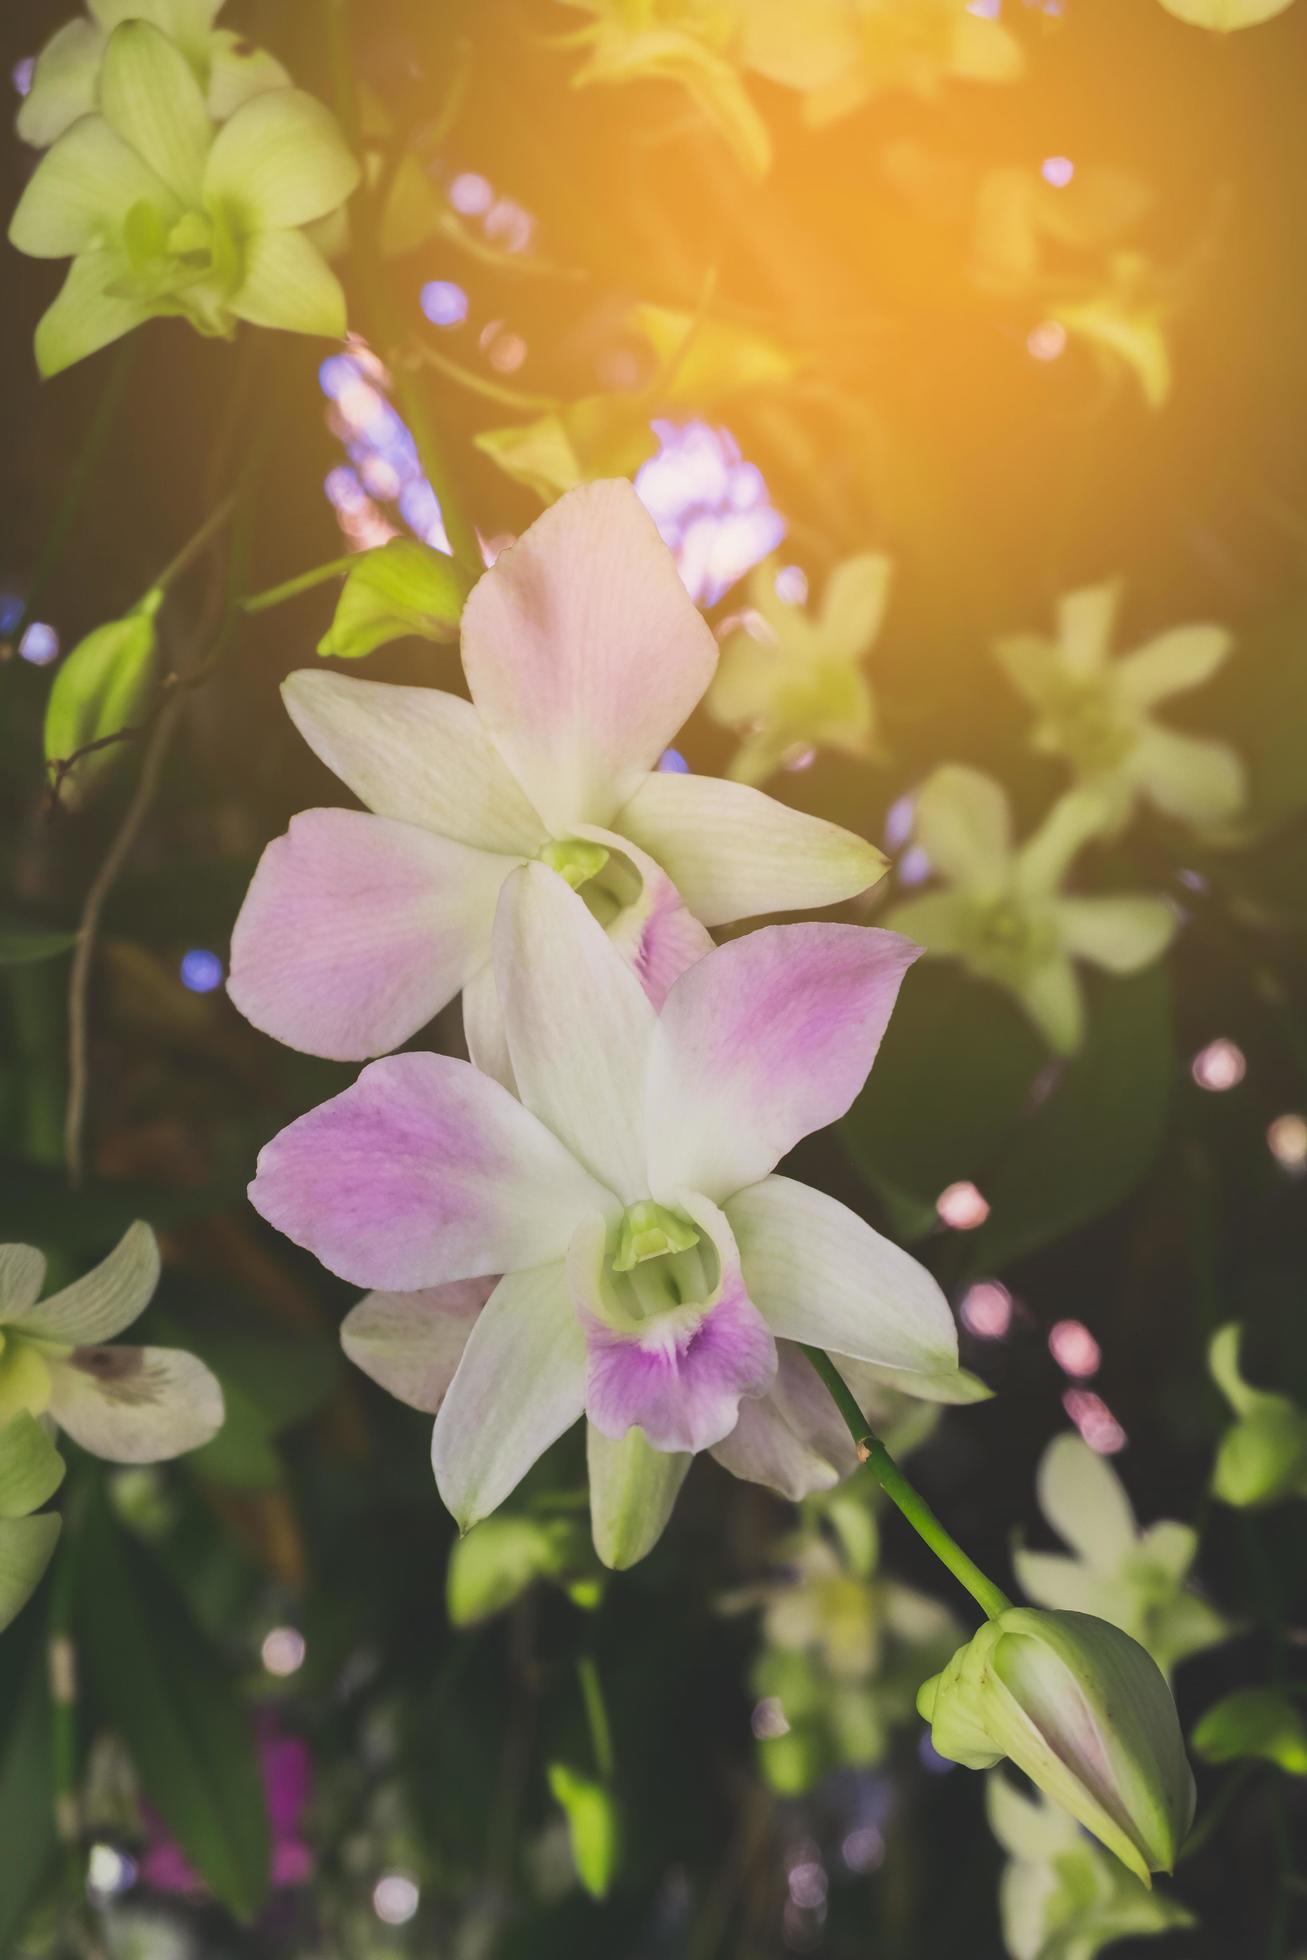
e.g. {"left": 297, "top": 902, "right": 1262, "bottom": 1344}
{"left": 99, "top": 21, "right": 211, "bottom": 204}
{"left": 281, "top": 671, "right": 546, "bottom": 854}
{"left": 615, "top": 771, "right": 886, "bottom": 927}
{"left": 583, "top": 826, "right": 714, "bottom": 1009}
{"left": 9, "top": 116, "right": 176, "bottom": 259}
{"left": 47, "top": 1346, "right": 223, "bottom": 1462}
{"left": 728, "top": 1174, "right": 957, "bottom": 1375}
{"left": 460, "top": 480, "right": 718, "bottom": 832}
{"left": 575, "top": 1195, "right": 776, "bottom": 1454}
{"left": 203, "top": 88, "right": 360, "bottom": 232}
{"left": 9, "top": 1222, "right": 158, "bottom": 1344}
{"left": 1014, "top": 790, "right": 1107, "bottom": 897}
{"left": 820, "top": 553, "right": 894, "bottom": 656}
{"left": 1054, "top": 897, "right": 1176, "bottom": 973}
{"left": 229, "top": 228, "right": 346, "bottom": 337}
{"left": 494, "top": 863, "right": 654, "bottom": 1203}
{"left": 1037, "top": 1434, "right": 1138, "bottom": 1570}
{"left": 914, "top": 767, "right": 1012, "bottom": 892}
{"left": 1128, "top": 725, "right": 1245, "bottom": 828}
{"left": 205, "top": 31, "right": 293, "bottom": 120}
{"left": 461, "top": 961, "right": 516, "bottom": 1092}
{"left": 15, "top": 20, "right": 101, "bottom": 149}
{"left": 340, "top": 1279, "right": 490, "bottom": 1412}
{"left": 1016, "top": 957, "right": 1085, "bottom": 1054}
{"left": 1115, "top": 626, "right": 1233, "bottom": 708}
{"left": 33, "top": 252, "right": 154, "bottom": 379}
{"left": 881, "top": 891, "right": 972, "bottom": 955}
{"left": 1057, "top": 583, "right": 1120, "bottom": 679}
{"left": 250, "top": 1053, "right": 616, "bottom": 1290}
{"left": 710, "top": 1341, "right": 853, "bottom": 1499}
{"left": 228, "top": 808, "right": 513, "bottom": 1061}
{"left": 432, "top": 1263, "right": 586, "bottom": 1530}
{"left": 587, "top": 1423, "right": 690, "bottom": 1569}
{"left": 0, "top": 1247, "right": 47, "bottom": 1319}
{"left": 646, "top": 925, "right": 918, "bottom": 1204}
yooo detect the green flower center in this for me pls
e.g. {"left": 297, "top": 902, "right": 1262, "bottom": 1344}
{"left": 1046, "top": 680, "right": 1137, "bottom": 775}
{"left": 963, "top": 897, "right": 1058, "bottom": 984}
{"left": 590, "top": 1203, "right": 716, "bottom": 1331}
{"left": 539, "top": 837, "right": 643, "bottom": 928}
{"left": 109, "top": 195, "right": 242, "bottom": 336}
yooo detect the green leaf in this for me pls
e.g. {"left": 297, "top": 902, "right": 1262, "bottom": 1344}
{"left": 75, "top": 1487, "right": 269, "bottom": 1918}
{"left": 0, "top": 925, "right": 78, "bottom": 967}
{"left": 43, "top": 593, "right": 161, "bottom": 808}
{"left": 546, "top": 1762, "right": 621, "bottom": 1899}
{"left": 841, "top": 963, "right": 1046, "bottom": 1239}
{"left": 0, "top": 1516, "right": 61, "bottom": 1632}
{"left": 446, "top": 1516, "right": 569, "bottom": 1628}
{"left": 1192, "top": 1687, "right": 1307, "bottom": 1773}
{"left": 965, "top": 966, "right": 1175, "bottom": 1272}
{"left": 0, "top": 1415, "right": 66, "bottom": 1519}
{"left": 0, "top": 1620, "right": 57, "bottom": 1949}
{"left": 317, "top": 539, "right": 470, "bottom": 659}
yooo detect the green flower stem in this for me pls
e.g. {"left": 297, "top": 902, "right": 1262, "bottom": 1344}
{"left": 146, "top": 495, "right": 238, "bottom": 605}
{"left": 242, "top": 555, "right": 360, "bottom": 615}
{"left": 803, "top": 1347, "right": 1011, "bottom": 1621}
{"left": 577, "top": 1653, "right": 615, "bottom": 1782}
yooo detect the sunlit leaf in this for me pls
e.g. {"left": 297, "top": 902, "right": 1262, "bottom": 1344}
{"left": 1192, "top": 1687, "right": 1307, "bottom": 1773}
{"left": 317, "top": 540, "right": 469, "bottom": 659}
{"left": 547, "top": 1762, "right": 621, "bottom": 1898}
{"left": 43, "top": 592, "right": 162, "bottom": 808}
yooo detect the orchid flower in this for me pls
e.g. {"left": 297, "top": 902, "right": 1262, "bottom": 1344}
{"left": 228, "top": 481, "right": 887, "bottom": 1071}
{"left": 986, "top": 1772, "right": 1194, "bottom": 1960}
{"left": 884, "top": 767, "right": 1176, "bottom": 1054}
{"left": 9, "top": 20, "right": 360, "bottom": 376}
{"left": 251, "top": 866, "right": 961, "bottom": 1567}
{"left": 0, "top": 1225, "right": 223, "bottom": 1462}
{"left": 997, "top": 583, "right": 1244, "bottom": 833}
{"left": 1013, "top": 1435, "right": 1231, "bottom": 1681}
{"left": 710, "top": 555, "right": 892, "bottom": 786}
{"left": 739, "top": 0, "right": 1024, "bottom": 129}
{"left": 17, "top": 1, "right": 290, "bottom": 152}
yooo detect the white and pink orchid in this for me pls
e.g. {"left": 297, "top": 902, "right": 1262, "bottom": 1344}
{"left": 250, "top": 865, "right": 961, "bottom": 1566}
{"left": 228, "top": 480, "right": 886, "bottom": 1074}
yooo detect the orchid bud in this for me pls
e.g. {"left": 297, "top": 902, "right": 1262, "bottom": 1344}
{"left": 917, "top": 1607, "right": 1195, "bottom": 1885}
{"left": 1209, "top": 1324, "right": 1307, "bottom": 1508}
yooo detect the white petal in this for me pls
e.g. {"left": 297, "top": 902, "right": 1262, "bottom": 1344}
{"left": 48, "top": 1346, "right": 223, "bottom": 1462}
{"left": 281, "top": 671, "right": 546, "bottom": 854}
{"left": 727, "top": 1175, "right": 957, "bottom": 1375}
{"left": 229, "top": 228, "right": 346, "bottom": 338}
{"left": 913, "top": 767, "right": 1012, "bottom": 892}
{"left": 1057, "top": 582, "right": 1120, "bottom": 678}
{"left": 9, "top": 115, "right": 176, "bottom": 259}
{"left": 1037, "top": 1432, "right": 1138, "bottom": 1568}
{"left": 9, "top": 1222, "right": 158, "bottom": 1345}
{"left": 494, "top": 863, "right": 653, "bottom": 1204}
{"left": 340, "top": 1280, "right": 489, "bottom": 1412}
{"left": 615, "top": 770, "right": 886, "bottom": 927}
{"left": 461, "top": 960, "right": 516, "bottom": 1092}
{"left": 16, "top": 20, "right": 102, "bottom": 148}
{"left": 1114, "top": 625, "right": 1233, "bottom": 708}
{"left": 710, "top": 1341, "right": 853, "bottom": 1500}
{"left": 203, "top": 87, "right": 360, "bottom": 232}
{"left": 460, "top": 480, "right": 718, "bottom": 832}
{"left": 587, "top": 1423, "right": 690, "bottom": 1570}
{"left": 432, "top": 1264, "right": 586, "bottom": 1530}
{"left": 0, "top": 1247, "right": 46, "bottom": 1318}
{"left": 99, "top": 20, "right": 211, "bottom": 203}
{"left": 1054, "top": 896, "right": 1176, "bottom": 973}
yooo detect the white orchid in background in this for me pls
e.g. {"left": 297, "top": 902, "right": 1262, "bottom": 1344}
{"left": 709, "top": 554, "right": 892, "bottom": 786}
{"left": 252, "top": 866, "right": 964, "bottom": 1568}
{"left": 16, "top": 0, "right": 290, "bottom": 151}
{"left": 986, "top": 1772, "right": 1194, "bottom": 1960}
{"left": 9, "top": 20, "right": 360, "bottom": 375}
{"left": 0, "top": 1226, "right": 222, "bottom": 1462}
{"left": 229, "top": 482, "right": 886, "bottom": 1074}
{"left": 884, "top": 767, "right": 1177, "bottom": 1053}
{"left": 1014, "top": 1434, "right": 1231, "bottom": 1681}
{"left": 996, "top": 583, "right": 1244, "bottom": 833}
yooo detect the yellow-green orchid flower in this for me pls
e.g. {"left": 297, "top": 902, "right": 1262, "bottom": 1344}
{"left": 1158, "top": 0, "right": 1295, "bottom": 26}
{"left": 710, "top": 554, "right": 892, "bottom": 785}
{"left": 885, "top": 769, "right": 1176, "bottom": 1054}
{"left": 16, "top": 0, "right": 290, "bottom": 151}
{"left": 1014, "top": 1435, "right": 1231, "bottom": 1682}
{"left": 1049, "top": 252, "right": 1176, "bottom": 410}
{"left": 553, "top": 0, "right": 770, "bottom": 176}
{"left": 9, "top": 20, "right": 359, "bottom": 376}
{"left": 986, "top": 1772, "right": 1194, "bottom": 1960}
{"left": 996, "top": 582, "right": 1245, "bottom": 834}
{"left": 740, "top": 0, "right": 1024, "bottom": 128}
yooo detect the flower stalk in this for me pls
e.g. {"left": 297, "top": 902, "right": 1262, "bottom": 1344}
{"left": 803, "top": 1346, "right": 1012, "bottom": 1621}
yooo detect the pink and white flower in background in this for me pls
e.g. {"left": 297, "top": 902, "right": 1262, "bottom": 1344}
{"left": 227, "top": 480, "right": 886, "bottom": 1077}
{"left": 250, "top": 866, "right": 963, "bottom": 1567}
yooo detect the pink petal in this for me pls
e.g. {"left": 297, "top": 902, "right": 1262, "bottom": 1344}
{"left": 249, "top": 1054, "right": 616, "bottom": 1290}
{"left": 460, "top": 481, "right": 718, "bottom": 833}
{"left": 587, "top": 826, "right": 714, "bottom": 1010}
{"left": 646, "top": 924, "right": 920, "bottom": 1205}
{"left": 228, "top": 808, "right": 514, "bottom": 1061}
{"left": 711, "top": 1341, "right": 856, "bottom": 1500}
{"left": 340, "top": 1279, "right": 491, "bottom": 1412}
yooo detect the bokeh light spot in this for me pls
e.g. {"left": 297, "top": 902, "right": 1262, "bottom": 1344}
{"left": 420, "top": 280, "right": 469, "bottom": 328}
{"left": 1267, "top": 1113, "right": 1307, "bottom": 1174}
{"left": 19, "top": 622, "right": 59, "bottom": 666}
{"left": 1191, "top": 1038, "right": 1245, "bottom": 1092}
{"left": 636, "top": 420, "right": 785, "bottom": 604}
{"left": 751, "top": 1696, "right": 790, "bottom": 1740}
{"left": 86, "top": 1844, "right": 136, "bottom": 1902}
{"left": 960, "top": 1280, "right": 1012, "bottom": 1338}
{"left": 179, "top": 948, "right": 224, "bottom": 995}
{"left": 1048, "top": 1318, "right": 1101, "bottom": 1378}
{"left": 1027, "top": 320, "right": 1068, "bottom": 363}
{"left": 261, "top": 1625, "right": 307, "bottom": 1677}
{"left": 448, "top": 172, "right": 492, "bottom": 216}
{"left": 937, "top": 1181, "right": 990, "bottom": 1230}
{"left": 658, "top": 747, "right": 690, "bottom": 773}
{"left": 1063, "top": 1389, "right": 1126, "bottom": 1454}
{"left": 373, "top": 1872, "right": 420, "bottom": 1925}
{"left": 1041, "top": 156, "right": 1075, "bottom": 188}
